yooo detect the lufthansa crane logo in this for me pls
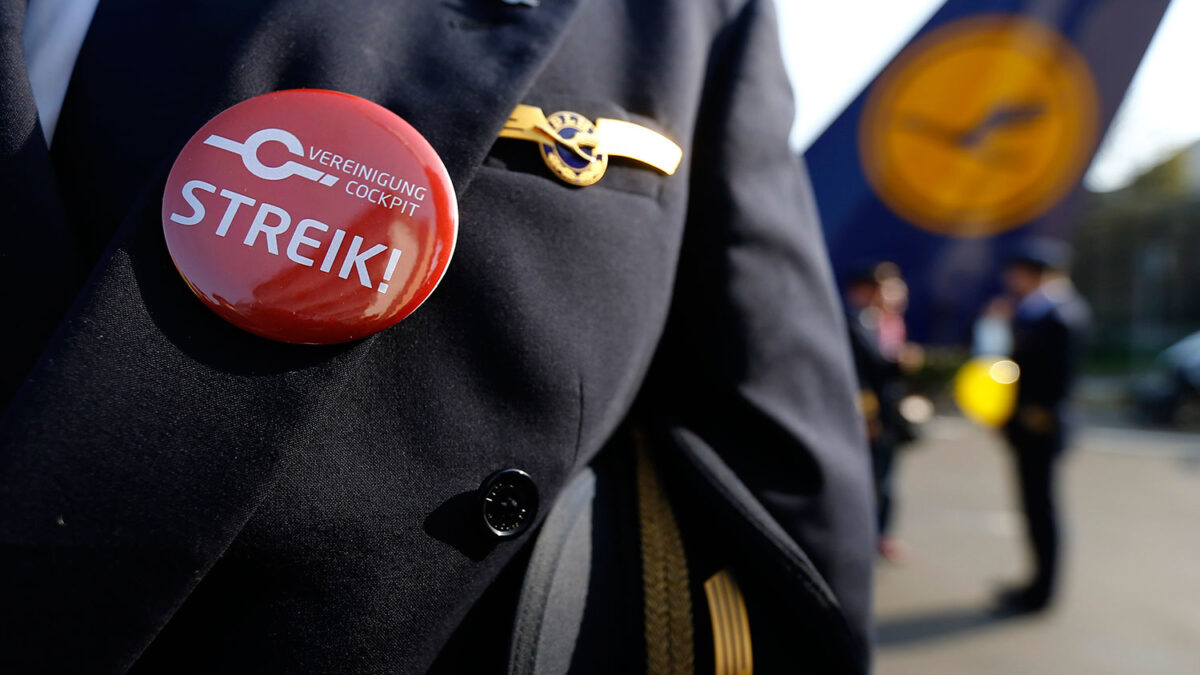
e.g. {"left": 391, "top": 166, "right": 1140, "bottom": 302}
{"left": 858, "top": 14, "right": 1100, "bottom": 237}
{"left": 499, "top": 105, "right": 682, "bottom": 187}
{"left": 537, "top": 111, "right": 609, "bottom": 186}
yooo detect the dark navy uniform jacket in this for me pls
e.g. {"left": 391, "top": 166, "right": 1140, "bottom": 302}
{"left": 0, "top": 0, "right": 874, "bottom": 672}
{"left": 1005, "top": 279, "right": 1091, "bottom": 449}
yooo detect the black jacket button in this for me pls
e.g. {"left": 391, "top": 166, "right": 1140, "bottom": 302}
{"left": 479, "top": 469, "right": 538, "bottom": 538}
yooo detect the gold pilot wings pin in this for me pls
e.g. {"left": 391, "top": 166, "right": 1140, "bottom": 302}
{"left": 499, "top": 104, "right": 682, "bottom": 186}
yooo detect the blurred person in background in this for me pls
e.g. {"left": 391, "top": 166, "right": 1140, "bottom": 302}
{"left": 972, "top": 296, "right": 1015, "bottom": 357}
{"left": 845, "top": 263, "right": 920, "bottom": 563}
{"left": 996, "top": 240, "right": 1091, "bottom": 614}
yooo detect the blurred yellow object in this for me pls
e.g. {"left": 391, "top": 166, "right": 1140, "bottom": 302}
{"left": 954, "top": 356, "right": 1020, "bottom": 428}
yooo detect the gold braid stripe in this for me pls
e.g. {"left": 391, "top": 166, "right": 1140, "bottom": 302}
{"left": 636, "top": 435, "right": 694, "bottom": 675}
{"left": 704, "top": 571, "right": 754, "bottom": 675}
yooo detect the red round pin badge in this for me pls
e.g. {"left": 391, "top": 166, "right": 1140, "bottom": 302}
{"left": 162, "top": 89, "right": 457, "bottom": 344}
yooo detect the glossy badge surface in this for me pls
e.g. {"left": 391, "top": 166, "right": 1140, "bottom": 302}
{"left": 162, "top": 89, "right": 458, "bottom": 344}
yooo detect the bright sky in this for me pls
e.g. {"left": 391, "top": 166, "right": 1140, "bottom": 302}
{"left": 773, "top": 0, "right": 1199, "bottom": 193}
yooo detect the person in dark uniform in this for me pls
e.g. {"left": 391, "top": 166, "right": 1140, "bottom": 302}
{"left": 0, "top": 1, "right": 874, "bottom": 672}
{"left": 843, "top": 264, "right": 915, "bottom": 563}
{"left": 997, "top": 240, "right": 1091, "bottom": 614}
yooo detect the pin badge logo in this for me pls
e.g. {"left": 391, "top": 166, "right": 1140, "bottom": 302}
{"left": 162, "top": 89, "right": 458, "bottom": 344}
{"left": 499, "top": 104, "right": 682, "bottom": 186}
{"left": 537, "top": 112, "right": 607, "bottom": 186}
{"left": 204, "top": 128, "right": 340, "bottom": 186}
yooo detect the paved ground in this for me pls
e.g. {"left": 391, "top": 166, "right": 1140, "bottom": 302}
{"left": 874, "top": 416, "right": 1200, "bottom": 675}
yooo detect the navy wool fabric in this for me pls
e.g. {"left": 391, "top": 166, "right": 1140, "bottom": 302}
{"left": 0, "top": 0, "right": 874, "bottom": 673}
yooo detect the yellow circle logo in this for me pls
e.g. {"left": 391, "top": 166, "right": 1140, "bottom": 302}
{"left": 859, "top": 15, "right": 1099, "bottom": 237}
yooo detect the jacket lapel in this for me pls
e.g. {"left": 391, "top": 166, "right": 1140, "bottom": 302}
{"left": 50, "top": 0, "right": 586, "bottom": 256}
{"left": 0, "top": 4, "right": 590, "bottom": 667}
{"left": 369, "top": 0, "right": 590, "bottom": 195}
{"left": 0, "top": 0, "right": 88, "bottom": 405}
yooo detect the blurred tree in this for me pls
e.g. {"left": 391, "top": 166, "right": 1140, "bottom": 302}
{"left": 1072, "top": 142, "right": 1200, "bottom": 372}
